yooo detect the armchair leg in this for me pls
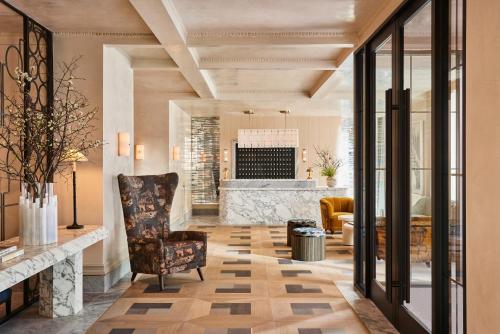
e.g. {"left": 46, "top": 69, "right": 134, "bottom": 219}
{"left": 197, "top": 267, "right": 204, "bottom": 281}
{"left": 131, "top": 272, "right": 137, "bottom": 282}
{"left": 158, "top": 274, "right": 164, "bottom": 291}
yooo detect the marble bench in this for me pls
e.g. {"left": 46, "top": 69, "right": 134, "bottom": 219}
{"left": 0, "top": 225, "right": 108, "bottom": 318}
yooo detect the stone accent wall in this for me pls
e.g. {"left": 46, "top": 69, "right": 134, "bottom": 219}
{"left": 191, "top": 117, "right": 220, "bottom": 204}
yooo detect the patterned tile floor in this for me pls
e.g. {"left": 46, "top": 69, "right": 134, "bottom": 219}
{"left": 86, "top": 224, "right": 391, "bottom": 334}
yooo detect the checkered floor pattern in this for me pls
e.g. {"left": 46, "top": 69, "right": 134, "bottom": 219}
{"left": 87, "top": 224, "right": 368, "bottom": 334}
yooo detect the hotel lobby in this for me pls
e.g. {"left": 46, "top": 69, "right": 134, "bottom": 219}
{"left": 0, "top": 0, "right": 497, "bottom": 333}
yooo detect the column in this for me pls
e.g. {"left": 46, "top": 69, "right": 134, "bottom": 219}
{"left": 39, "top": 251, "right": 83, "bottom": 317}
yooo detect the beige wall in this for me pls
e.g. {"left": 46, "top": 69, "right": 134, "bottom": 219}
{"left": 0, "top": 30, "right": 23, "bottom": 239}
{"left": 133, "top": 74, "right": 170, "bottom": 176}
{"left": 219, "top": 113, "right": 342, "bottom": 186}
{"left": 53, "top": 35, "right": 105, "bottom": 271}
{"left": 134, "top": 80, "right": 193, "bottom": 227}
{"left": 53, "top": 33, "right": 155, "bottom": 277}
{"left": 466, "top": 0, "right": 500, "bottom": 332}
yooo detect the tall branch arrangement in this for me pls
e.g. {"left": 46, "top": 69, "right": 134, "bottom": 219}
{"left": 0, "top": 57, "right": 102, "bottom": 203}
{"left": 313, "top": 146, "right": 343, "bottom": 178}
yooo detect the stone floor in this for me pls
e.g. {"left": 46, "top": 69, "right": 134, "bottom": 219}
{"left": 0, "top": 217, "right": 398, "bottom": 334}
{"left": 0, "top": 277, "right": 131, "bottom": 334}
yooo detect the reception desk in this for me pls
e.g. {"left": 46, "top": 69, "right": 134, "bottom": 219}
{"left": 219, "top": 179, "right": 347, "bottom": 225}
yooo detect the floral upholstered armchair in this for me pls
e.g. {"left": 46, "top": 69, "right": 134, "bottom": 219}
{"left": 117, "top": 173, "right": 207, "bottom": 290}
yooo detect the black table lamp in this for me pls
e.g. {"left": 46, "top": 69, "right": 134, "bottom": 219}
{"left": 65, "top": 149, "right": 88, "bottom": 229}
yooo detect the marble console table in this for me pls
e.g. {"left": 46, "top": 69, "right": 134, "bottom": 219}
{"left": 0, "top": 226, "right": 108, "bottom": 318}
{"left": 219, "top": 179, "right": 348, "bottom": 224}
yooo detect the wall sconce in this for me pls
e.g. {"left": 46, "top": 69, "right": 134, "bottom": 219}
{"left": 135, "top": 145, "right": 144, "bottom": 160}
{"left": 172, "top": 145, "right": 181, "bottom": 161}
{"left": 223, "top": 148, "right": 229, "bottom": 162}
{"left": 118, "top": 132, "right": 130, "bottom": 156}
{"left": 302, "top": 148, "right": 308, "bottom": 163}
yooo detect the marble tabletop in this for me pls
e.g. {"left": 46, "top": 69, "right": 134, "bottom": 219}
{"left": 0, "top": 225, "right": 108, "bottom": 292}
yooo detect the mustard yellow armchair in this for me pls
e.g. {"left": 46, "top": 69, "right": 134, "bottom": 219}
{"left": 320, "top": 197, "right": 354, "bottom": 233}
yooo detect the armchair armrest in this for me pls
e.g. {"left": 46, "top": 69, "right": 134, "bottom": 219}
{"left": 127, "top": 236, "right": 166, "bottom": 275}
{"left": 320, "top": 199, "right": 335, "bottom": 217}
{"left": 168, "top": 231, "right": 207, "bottom": 243}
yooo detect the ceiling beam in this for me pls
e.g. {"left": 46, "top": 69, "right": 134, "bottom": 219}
{"left": 309, "top": 48, "right": 353, "bottom": 99}
{"left": 129, "top": 0, "right": 216, "bottom": 98}
{"left": 187, "top": 31, "right": 357, "bottom": 47}
{"left": 199, "top": 57, "right": 337, "bottom": 70}
{"left": 131, "top": 58, "right": 179, "bottom": 70}
{"left": 216, "top": 90, "right": 308, "bottom": 100}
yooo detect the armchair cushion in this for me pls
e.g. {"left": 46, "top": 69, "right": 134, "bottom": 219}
{"left": 165, "top": 230, "right": 207, "bottom": 272}
{"left": 168, "top": 230, "right": 207, "bottom": 243}
{"left": 164, "top": 240, "right": 206, "bottom": 272}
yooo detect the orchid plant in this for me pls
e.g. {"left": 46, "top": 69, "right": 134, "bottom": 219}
{"left": 313, "top": 146, "right": 343, "bottom": 178}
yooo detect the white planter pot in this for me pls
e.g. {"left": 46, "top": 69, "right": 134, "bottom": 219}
{"left": 326, "top": 177, "right": 337, "bottom": 188}
{"left": 19, "top": 183, "right": 58, "bottom": 246}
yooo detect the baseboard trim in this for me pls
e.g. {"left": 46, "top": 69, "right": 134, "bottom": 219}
{"left": 83, "top": 259, "right": 130, "bottom": 293}
{"left": 171, "top": 210, "right": 192, "bottom": 229}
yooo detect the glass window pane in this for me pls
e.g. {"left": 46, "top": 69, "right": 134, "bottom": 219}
{"left": 402, "top": 2, "right": 433, "bottom": 331}
{"left": 449, "top": 0, "right": 465, "bottom": 332}
{"left": 373, "top": 35, "right": 392, "bottom": 290}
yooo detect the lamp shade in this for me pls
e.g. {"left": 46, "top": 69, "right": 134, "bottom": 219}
{"left": 172, "top": 145, "right": 181, "bottom": 161}
{"left": 135, "top": 145, "right": 145, "bottom": 160}
{"left": 118, "top": 132, "right": 130, "bottom": 156}
{"left": 63, "top": 149, "right": 88, "bottom": 162}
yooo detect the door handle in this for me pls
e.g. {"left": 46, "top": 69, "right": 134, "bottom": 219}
{"left": 385, "top": 88, "right": 392, "bottom": 302}
{"left": 403, "top": 88, "right": 411, "bottom": 304}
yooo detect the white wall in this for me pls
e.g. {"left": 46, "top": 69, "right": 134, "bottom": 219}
{"left": 168, "top": 102, "right": 192, "bottom": 228}
{"left": 219, "top": 113, "right": 342, "bottom": 186}
{"left": 102, "top": 46, "right": 134, "bottom": 276}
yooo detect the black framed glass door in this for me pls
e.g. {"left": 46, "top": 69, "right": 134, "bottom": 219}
{"left": 354, "top": 0, "right": 466, "bottom": 333}
{"left": 368, "top": 25, "right": 394, "bottom": 318}
{"left": 399, "top": 2, "right": 433, "bottom": 332}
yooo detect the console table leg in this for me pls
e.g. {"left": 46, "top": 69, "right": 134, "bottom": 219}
{"left": 39, "top": 251, "right": 83, "bottom": 317}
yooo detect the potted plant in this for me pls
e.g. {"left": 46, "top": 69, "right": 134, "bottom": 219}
{"left": 314, "top": 147, "right": 342, "bottom": 187}
{"left": 0, "top": 57, "right": 102, "bottom": 245}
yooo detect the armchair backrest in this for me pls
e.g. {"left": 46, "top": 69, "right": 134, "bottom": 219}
{"left": 324, "top": 197, "right": 354, "bottom": 213}
{"left": 117, "top": 173, "right": 179, "bottom": 240}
